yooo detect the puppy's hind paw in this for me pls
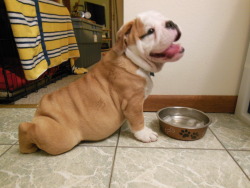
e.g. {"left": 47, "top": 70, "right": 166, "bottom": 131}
{"left": 134, "top": 127, "right": 158, "bottom": 143}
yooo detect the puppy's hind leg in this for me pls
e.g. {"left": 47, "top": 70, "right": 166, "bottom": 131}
{"left": 19, "top": 122, "right": 38, "bottom": 154}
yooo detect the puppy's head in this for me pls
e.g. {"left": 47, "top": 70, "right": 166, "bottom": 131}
{"left": 113, "top": 11, "right": 184, "bottom": 72}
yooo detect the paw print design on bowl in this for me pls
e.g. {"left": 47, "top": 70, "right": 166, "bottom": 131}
{"left": 191, "top": 132, "right": 199, "bottom": 139}
{"left": 179, "top": 129, "right": 190, "bottom": 138}
{"left": 179, "top": 130, "right": 199, "bottom": 140}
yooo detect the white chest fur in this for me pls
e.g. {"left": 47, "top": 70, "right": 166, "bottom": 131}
{"left": 136, "top": 68, "right": 153, "bottom": 98}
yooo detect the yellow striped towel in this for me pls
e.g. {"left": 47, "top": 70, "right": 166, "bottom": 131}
{"left": 4, "top": 0, "right": 81, "bottom": 80}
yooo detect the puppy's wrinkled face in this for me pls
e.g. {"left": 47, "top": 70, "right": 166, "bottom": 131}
{"left": 137, "top": 11, "right": 184, "bottom": 62}
{"left": 121, "top": 11, "right": 184, "bottom": 72}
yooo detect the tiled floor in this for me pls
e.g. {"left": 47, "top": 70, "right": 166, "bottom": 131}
{"left": 0, "top": 108, "right": 250, "bottom": 188}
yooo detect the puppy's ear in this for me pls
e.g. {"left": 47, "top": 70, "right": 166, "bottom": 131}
{"left": 113, "top": 21, "right": 134, "bottom": 55}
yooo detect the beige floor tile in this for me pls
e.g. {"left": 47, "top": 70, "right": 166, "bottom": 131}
{"left": 0, "top": 145, "right": 114, "bottom": 188}
{"left": 1, "top": 109, "right": 249, "bottom": 188}
{"left": 0, "top": 108, "right": 35, "bottom": 144}
{"left": 111, "top": 148, "right": 250, "bottom": 188}
{"left": 230, "top": 150, "right": 250, "bottom": 179}
{"left": 209, "top": 113, "right": 250, "bottom": 150}
{"left": 0, "top": 145, "right": 11, "bottom": 155}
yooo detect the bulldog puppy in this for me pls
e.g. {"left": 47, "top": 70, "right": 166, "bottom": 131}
{"left": 19, "top": 11, "right": 184, "bottom": 155}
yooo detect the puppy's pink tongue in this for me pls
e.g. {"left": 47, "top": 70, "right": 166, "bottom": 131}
{"left": 164, "top": 44, "right": 181, "bottom": 58}
{"left": 150, "top": 44, "right": 184, "bottom": 59}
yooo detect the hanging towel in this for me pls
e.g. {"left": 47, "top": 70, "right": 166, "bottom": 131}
{"left": 4, "top": 0, "right": 81, "bottom": 80}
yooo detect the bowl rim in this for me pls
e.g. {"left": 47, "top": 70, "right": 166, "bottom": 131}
{"left": 156, "top": 106, "right": 212, "bottom": 129}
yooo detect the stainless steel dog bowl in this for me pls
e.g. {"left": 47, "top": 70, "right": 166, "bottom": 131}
{"left": 157, "top": 107, "right": 211, "bottom": 141}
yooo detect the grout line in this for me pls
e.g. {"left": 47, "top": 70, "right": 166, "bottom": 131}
{"left": 208, "top": 127, "right": 227, "bottom": 149}
{"left": 116, "top": 146, "right": 225, "bottom": 151}
{"left": 108, "top": 128, "right": 121, "bottom": 188}
{"left": 78, "top": 145, "right": 116, "bottom": 148}
{"left": 0, "top": 144, "right": 15, "bottom": 158}
{"left": 226, "top": 150, "right": 250, "bottom": 181}
{"left": 75, "top": 144, "right": 229, "bottom": 151}
{"left": 228, "top": 149, "right": 250, "bottom": 152}
{"left": 209, "top": 127, "right": 250, "bottom": 181}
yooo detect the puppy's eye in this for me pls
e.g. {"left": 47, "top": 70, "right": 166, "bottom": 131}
{"left": 140, "top": 28, "right": 155, "bottom": 40}
{"left": 147, "top": 28, "right": 155, "bottom": 34}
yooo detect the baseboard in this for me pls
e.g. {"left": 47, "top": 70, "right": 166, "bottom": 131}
{"left": 143, "top": 95, "right": 238, "bottom": 113}
{"left": 0, "top": 104, "right": 37, "bottom": 108}
{"left": 0, "top": 96, "right": 238, "bottom": 113}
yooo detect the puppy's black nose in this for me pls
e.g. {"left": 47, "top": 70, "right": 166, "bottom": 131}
{"left": 165, "top": 21, "right": 177, "bottom": 29}
{"left": 175, "top": 29, "right": 181, "bottom": 41}
{"left": 166, "top": 21, "right": 181, "bottom": 41}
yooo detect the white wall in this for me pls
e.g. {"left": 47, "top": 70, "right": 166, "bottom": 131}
{"left": 124, "top": 0, "right": 250, "bottom": 95}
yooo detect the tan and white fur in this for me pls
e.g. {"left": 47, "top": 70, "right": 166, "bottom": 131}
{"left": 19, "top": 11, "right": 184, "bottom": 155}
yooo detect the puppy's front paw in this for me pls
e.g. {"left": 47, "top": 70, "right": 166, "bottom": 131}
{"left": 134, "top": 127, "right": 158, "bottom": 143}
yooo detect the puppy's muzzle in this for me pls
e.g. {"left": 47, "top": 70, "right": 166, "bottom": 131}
{"left": 165, "top": 21, "right": 181, "bottom": 41}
